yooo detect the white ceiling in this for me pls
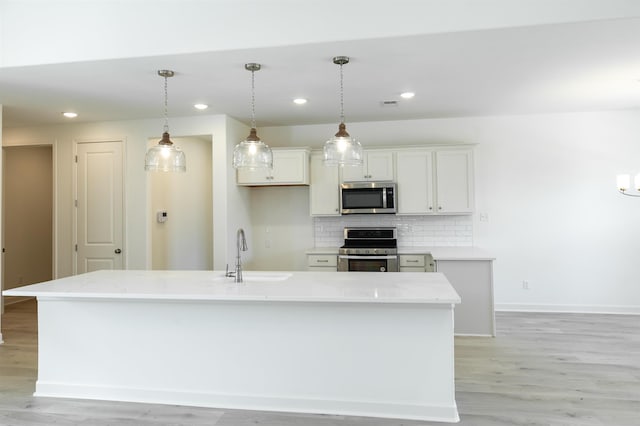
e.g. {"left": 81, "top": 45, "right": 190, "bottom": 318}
{"left": 1, "top": 16, "right": 640, "bottom": 128}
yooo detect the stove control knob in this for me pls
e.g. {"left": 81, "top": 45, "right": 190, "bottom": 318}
{"left": 380, "top": 266, "right": 386, "bottom": 272}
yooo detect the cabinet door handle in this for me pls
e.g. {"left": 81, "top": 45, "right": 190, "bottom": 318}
{"left": 438, "top": 206, "right": 443, "bottom": 210}
{"left": 428, "top": 206, "right": 433, "bottom": 210}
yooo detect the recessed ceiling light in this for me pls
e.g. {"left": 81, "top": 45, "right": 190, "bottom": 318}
{"left": 400, "top": 92, "right": 415, "bottom": 99}
{"left": 194, "top": 103, "right": 208, "bottom": 110}
{"left": 293, "top": 98, "right": 307, "bottom": 105}
{"left": 62, "top": 112, "right": 78, "bottom": 118}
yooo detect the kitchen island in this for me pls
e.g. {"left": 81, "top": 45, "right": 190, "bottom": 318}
{"left": 3, "top": 270, "right": 461, "bottom": 423}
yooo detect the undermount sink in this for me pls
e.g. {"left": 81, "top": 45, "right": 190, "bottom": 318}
{"left": 212, "top": 272, "right": 293, "bottom": 283}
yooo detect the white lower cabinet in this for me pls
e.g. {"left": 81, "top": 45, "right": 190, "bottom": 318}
{"left": 307, "top": 254, "right": 337, "bottom": 271}
{"left": 399, "top": 254, "right": 435, "bottom": 272}
{"left": 435, "top": 259, "right": 495, "bottom": 336}
{"left": 309, "top": 153, "right": 340, "bottom": 216}
{"left": 237, "top": 148, "right": 310, "bottom": 186}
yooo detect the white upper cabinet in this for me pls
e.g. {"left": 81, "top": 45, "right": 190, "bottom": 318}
{"left": 396, "top": 147, "right": 474, "bottom": 215}
{"left": 237, "top": 148, "right": 310, "bottom": 186}
{"left": 307, "top": 145, "right": 475, "bottom": 216}
{"left": 396, "top": 150, "right": 434, "bottom": 214}
{"left": 309, "top": 153, "right": 341, "bottom": 216}
{"left": 435, "top": 149, "right": 474, "bottom": 213}
{"left": 341, "top": 150, "right": 394, "bottom": 182}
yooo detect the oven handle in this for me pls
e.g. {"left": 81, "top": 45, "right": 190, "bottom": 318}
{"left": 339, "top": 255, "right": 398, "bottom": 260}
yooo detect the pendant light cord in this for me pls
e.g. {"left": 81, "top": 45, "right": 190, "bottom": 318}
{"left": 163, "top": 74, "right": 169, "bottom": 133}
{"left": 339, "top": 62, "right": 345, "bottom": 124}
{"left": 250, "top": 69, "right": 256, "bottom": 129}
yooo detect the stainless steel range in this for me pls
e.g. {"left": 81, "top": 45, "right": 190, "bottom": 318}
{"left": 337, "top": 227, "right": 399, "bottom": 272}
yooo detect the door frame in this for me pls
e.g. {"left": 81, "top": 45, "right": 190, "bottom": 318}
{"left": 72, "top": 138, "right": 126, "bottom": 275}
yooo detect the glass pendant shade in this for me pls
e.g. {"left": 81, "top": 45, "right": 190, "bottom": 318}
{"left": 232, "top": 63, "right": 273, "bottom": 170}
{"left": 323, "top": 56, "right": 363, "bottom": 166}
{"left": 323, "top": 122, "right": 363, "bottom": 166}
{"left": 145, "top": 132, "right": 186, "bottom": 172}
{"left": 145, "top": 69, "right": 186, "bottom": 172}
{"left": 233, "top": 128, "right": 273, "bottom": 169}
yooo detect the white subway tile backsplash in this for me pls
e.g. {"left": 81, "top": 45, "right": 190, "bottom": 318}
{"left": 313, "top": 215, "right": 473, "bottom": 247}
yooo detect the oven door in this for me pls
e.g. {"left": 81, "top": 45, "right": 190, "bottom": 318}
{"left": 338, "top": 255, "right": 399, "bottom": 272}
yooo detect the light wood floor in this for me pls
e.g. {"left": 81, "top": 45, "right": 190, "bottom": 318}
{"left": 1, "top": 299, "right": 639, "bottom": 426}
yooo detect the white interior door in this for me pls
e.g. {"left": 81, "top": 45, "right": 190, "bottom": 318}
{"left": 76, "top": 141, "right": 124, "bottom": 273}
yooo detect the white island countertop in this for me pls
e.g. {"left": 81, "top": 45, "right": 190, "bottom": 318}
{"left": 3, "top": 269, "right": 460, "bottom": 305}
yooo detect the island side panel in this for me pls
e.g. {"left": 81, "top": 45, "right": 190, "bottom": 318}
{"left": 35, "top": 297, "right": 458, "bottom": 422}
{"left": 436, "top": 259, "right": 495, "bottom": 336}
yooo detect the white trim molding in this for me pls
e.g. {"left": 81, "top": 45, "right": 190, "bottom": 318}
{"left": 496, "top": 303, "right": 640, "bottom": 315}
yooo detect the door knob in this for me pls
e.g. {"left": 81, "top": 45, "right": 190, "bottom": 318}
{"left": 115, "top": 249, "right": 122, "bottom": 254}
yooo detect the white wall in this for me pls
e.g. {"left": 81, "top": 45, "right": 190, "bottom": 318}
{"left": 258, "top": 111, "right": 640, "bottom": 313}
{"left": 246, "top": 186, "right": 313, "bottom": 271}
{"left": 151, "top": 135, "right": 213, "bottom": 270}
{"left": 216, "top": 117, "right": 253, "bottom": 270}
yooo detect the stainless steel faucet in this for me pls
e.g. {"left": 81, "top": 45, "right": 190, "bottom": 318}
{"left": 234, "top": 228, "right": 248, "bottom": 283}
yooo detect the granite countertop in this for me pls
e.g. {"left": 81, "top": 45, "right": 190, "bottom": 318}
{"left": 3, "top": 269, "right": 460, "bottom": 305}
{"left": 307, "top": 246, "right": 495, "bottom": 260}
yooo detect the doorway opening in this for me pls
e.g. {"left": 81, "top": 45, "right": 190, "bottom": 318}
{"left": 150, "top": 135, "right": 213, "bottom": 270}
{"left": 2, "top": 145, "right": 53, "bottom": 307}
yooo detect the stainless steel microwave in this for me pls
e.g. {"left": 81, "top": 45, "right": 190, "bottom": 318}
{"left": 340, "top": 182, "right": 397, "bottom": 214}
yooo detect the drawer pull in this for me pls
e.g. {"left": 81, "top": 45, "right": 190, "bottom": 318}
{"left": 407, "top": 259, "right": 419, "bottom": 263}
{"left": 316, "top": 259, "right": 329, "bottom": 263}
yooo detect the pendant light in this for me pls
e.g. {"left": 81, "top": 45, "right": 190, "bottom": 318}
{"left": 232, "top": 63, "right": 273, "bottom": 169}
{"left": 323, "top": 56, "right": 363, "bottom": 166}
{"left": 616, "top": 174, "right": 640, "bottom": 197}
{"left": 144, "top": 70, "right": 186, "bottom": 172}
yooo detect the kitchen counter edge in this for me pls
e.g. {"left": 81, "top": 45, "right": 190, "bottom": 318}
{"left": 2, "top": 270, "right": 461, "bottom": 305}
{"left": 307, "top": 246, "right": 495, "bottom": 260}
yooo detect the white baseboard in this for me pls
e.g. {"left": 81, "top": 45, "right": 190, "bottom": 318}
{"left": 496, "top": 303, "right": 640, "bottom": 315}
{"left": 35, "top": 381, "right": 460, "bottom": 423}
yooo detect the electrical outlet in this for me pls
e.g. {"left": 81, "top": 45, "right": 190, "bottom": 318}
{"left": 479, "top": 213, "right": 489, "bottom": 222}
{"left": 522, "top": 280, "right": 529, "bottom": 290}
